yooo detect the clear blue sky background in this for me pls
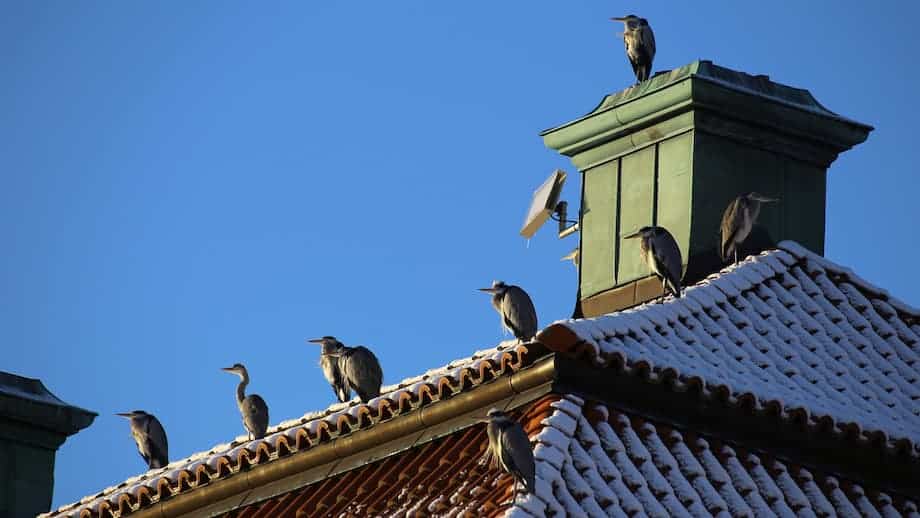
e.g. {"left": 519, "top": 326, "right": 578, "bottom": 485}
{"left": 2, "top": 1, "right": 918, "bottom": 509}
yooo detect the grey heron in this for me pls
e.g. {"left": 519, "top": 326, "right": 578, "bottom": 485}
{"left": 221, "top": 363, "right": 269, "bottom": 440}
{"left": 612, "top": 15, "right": 656, "bottom": 82}
{"left": 116, "top": 410, "right": 168, "bottom": 470}
{"left": 720, "top": 192, "right": 779, "bottom": 264}
{"left": 482, "top": 408, "right": 536, "bottom": 501}
{"left": 308, "top": 336, "right": 383, "bottom": 404}
{"left": 478, "top": 281, "right": 538, "bottom": 342}
{"left": 624, "top": 226, "right": 682, "bottom": 301}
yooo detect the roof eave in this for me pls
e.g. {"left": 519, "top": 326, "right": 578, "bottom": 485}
{"left": 124, "top": 355, "right": 557, "bottom": 518}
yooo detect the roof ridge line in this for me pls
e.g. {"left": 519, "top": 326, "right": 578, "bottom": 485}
{"left": 778, "top": 240, "right": 920, "bottom": 317}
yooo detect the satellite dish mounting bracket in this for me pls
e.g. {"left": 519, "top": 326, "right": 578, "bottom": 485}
{"left": 552, "top": 201, "right": 579, "bottom": 239}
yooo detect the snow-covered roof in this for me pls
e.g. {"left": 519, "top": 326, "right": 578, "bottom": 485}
{"left": 44, "top": 241, "right": 920, "bottom": 518}
{"left": 510, "top": 394, "right": 919, "bottom": 517}
{"left": 540, "top": 241, "right": 920, "bottom": 456}
{"left": 41, "top": 341, "right": 533, "bottom": 518}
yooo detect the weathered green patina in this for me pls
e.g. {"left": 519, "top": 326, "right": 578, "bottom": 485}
{"left": 0, "top": 372, "right": 96, "bottom": 518}
{"left": 542, "top": 61, "right": 872, "bottom": 316}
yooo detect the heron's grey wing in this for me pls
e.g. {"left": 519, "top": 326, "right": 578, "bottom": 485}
{"left": 343, "top": 347, "right": 383, "bottom": 402}
{"left": 652, "top": 229, "right": 683, "bottom": 297}
{"left": 321, "top": 355, "right": 348, "bottom": 402}
{"left": 146, "top": 416, "right": 169, "bottom": 468}
{"left": 720, "top": 198, "right": 742, "bottom": 261}
{"left": 243, "top": 394, "right": 270, "bottom": 439}
{"left": 499, "top": 422, "right": 536, "bottom": 493}
{"left": 501, "top": 286, "right": 538, "bottom": 340}
{"left": 641, "top": 25, "right": 656, "bottom": 63}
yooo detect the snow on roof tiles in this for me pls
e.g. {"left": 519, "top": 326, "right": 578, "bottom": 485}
{"left": 511, "top": 394, "right": 919, "bottom": 518}
{"left": 540, "top": 242, "right": 920, "bottom": 456}
{"left": 44, "top": 241, "right": 920, "bottom": 518}
{"left": 41, "top": 340, "right": 533, "bottom": 518}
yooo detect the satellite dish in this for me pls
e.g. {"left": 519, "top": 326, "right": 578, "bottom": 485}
{"left": 520, "top": 170, "right": 566, "bottom": 239}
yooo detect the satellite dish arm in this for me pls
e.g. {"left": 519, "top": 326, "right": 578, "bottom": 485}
{"left": 552, "top": 201, "right": 579, "bottom": 238}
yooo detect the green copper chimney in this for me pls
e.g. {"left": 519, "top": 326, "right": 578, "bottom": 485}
{"left": 0, "top": 372, "right": 95, "bottom": 517}
{"left": 542, "top": 61, "right": 872, "bottom": 317}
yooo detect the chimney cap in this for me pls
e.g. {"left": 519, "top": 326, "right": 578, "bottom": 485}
{"left": 541, "top": 60, "right": 873, "bottom": 158}
{"left": 0, "top": 371, "right": 96, "bottom": 437}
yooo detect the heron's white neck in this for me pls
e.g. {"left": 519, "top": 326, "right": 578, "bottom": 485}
{"left": 235, "top": 372, "right": 249, "bottom": 403}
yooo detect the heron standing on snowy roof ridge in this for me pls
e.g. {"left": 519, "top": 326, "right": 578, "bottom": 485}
{"left": 221, "top": 363, "right": 269, "bottom": 440}
{"left": 482, "top": 408, "right": 536, "bottom": 503}
{"left": 308, "top": 336, "right": 383, "bottom": 404}
{"left": 624, "top": 226, "right": 683, "bottom": 302}
{"left": 612, "top": 15, "right": 656, "bottom": 83}
{"left": 720, "top": 192, "right": 780, "bottom": 264}
{"left": 478, "top": 281, "right": 538, "bottom": 342}
{"left": 116, "top": 410, "right": 169, "bottom": 470}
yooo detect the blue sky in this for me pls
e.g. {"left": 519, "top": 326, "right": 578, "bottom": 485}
{"left": 2, "top": 1, "right": 918, "bottom": 509}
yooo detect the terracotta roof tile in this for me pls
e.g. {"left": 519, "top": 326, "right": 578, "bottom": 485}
{"left": 540, "top": 241, "right": 920, "bottom": 457}
{"left": 42, "top": 341, "right": 533, "bottom": 518}
{"left": 45, "top": 241, "right": 920, "bottom": 518}
{"left": 215, "top": 395, "right": 558, "bottom": 518}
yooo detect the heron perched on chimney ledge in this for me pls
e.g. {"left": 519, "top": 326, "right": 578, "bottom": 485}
{"left": 720, "top": 192, "right": 780, "bottom": 264}
{"left": 624, "top": 226, "right": 683, "bottom": 302}
{"left": 612, "top": 15, "right": 656, "bottom": 83}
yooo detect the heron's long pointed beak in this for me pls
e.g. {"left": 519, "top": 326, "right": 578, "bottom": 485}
{"left": 115, "top": 412, "right": 133, "bottom": 418}
{"left": 756, "top": 196, "right": 780, "bottom": 203}
{"left": 307, "top": 338, "right": 325, "bottom": 344}
{"left": 478, "top": 288, "right": 497, "bottom": 293}
{"left": 220, "top": 367, "right": 235, "bottom": 372}
{"left": 611, "top": 17, "right": 627, "bottom": 21}
{"left": 623, "top": 230, "right": 642, "bottom": 239}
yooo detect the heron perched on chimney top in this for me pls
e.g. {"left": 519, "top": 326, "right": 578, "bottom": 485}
{"left": 308, "top": 336, "right": 383, "bottom": 404}
{"left": 720, "top": 192, "right": 780, "bottom": 264}
{"left": 116, "top": 410, "right": 169, "bottom": 470}
{"left": 221, "top": 363, "right": 269, "bottom": 440}
{"left": 612, "top": 15, "right": 656, "bottom": 83}
{"left": 479, "top": 281, "right": 538, "bottom": 342}
{"left": 624, "top": 226, "right": 683, "bottom": 302}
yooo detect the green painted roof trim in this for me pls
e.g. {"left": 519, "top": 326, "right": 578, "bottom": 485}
{"left": 541, "top": 60, "right": 873, "bottom": 157}
{"left": 0, "top": 371, "right": 96, "bottom": 437}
